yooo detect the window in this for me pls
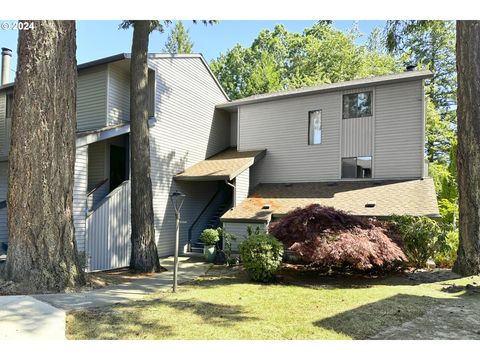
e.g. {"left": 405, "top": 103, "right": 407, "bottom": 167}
{"left": 5, "top": 92, "right": 13, "bottom": 118}
{"left": 308, "top": 110, "right": 322, "bottom": 145}
{"left": 342, "top": 91, "right": 372, "bottom": 119}
{"left": 341, "top": 156, "right": 372, "bottom": 179}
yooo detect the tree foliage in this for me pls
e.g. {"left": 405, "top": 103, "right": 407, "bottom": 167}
{"left": 163, "top": 21, "right": 194, "bottom": 54}
{"left": 211, "top": 22, "right": 401, "bottom": 100}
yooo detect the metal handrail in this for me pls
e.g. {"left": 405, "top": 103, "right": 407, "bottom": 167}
{"left": 187, "top": 182, "right": 223, "bottom": 250}
{"left": 86, "top": 178, "right": 108, "bottom": 197}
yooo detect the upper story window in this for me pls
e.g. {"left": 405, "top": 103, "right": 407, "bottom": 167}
{"left": 342, "top": 91, "right": 372, "bottom": 119}
{"left": 5, "top": 92, "right": 13, "bottom": 118}
{"left": 342, "top": 156, "right": 372, "bottom": 179}
{"left": 308, "top": 110, "right": 322, "bottom": 145}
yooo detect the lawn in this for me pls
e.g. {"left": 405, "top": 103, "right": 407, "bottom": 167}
{"left": 66, "top": 266, "right": 480, "bottom": 340}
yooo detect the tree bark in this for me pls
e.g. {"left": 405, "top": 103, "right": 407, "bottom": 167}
{"left": 129, "top": 21, "right": 161, "bottom": 272}
{"left": 453, "top": 21, "right": 480, "bottom": 275}
{"left": 4, "top": 21, "right": 85, "bottom": 291}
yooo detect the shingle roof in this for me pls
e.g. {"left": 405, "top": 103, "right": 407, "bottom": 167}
{"left": 216, "top": 70, "right": 433, "bottom": 110}
{"left": 221, "top": 178, "right": 439, "bottom": 222}
{"left": 174, "top": 147, "right": 266, "bottom": 181}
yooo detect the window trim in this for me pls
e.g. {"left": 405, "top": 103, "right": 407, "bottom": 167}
{"left": 342, "top": 91, "right": 373, "bottom": 119}
{"left": 308, "top": 109, "right": 322, "bottom": 145}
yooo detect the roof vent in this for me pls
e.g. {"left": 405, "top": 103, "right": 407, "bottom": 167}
{"left": 405, "top": 64, "right": 417, "bottom": 72}
{"left": 262, "top": 204, "right": 271, "bottom": 210}
{"left": 327, "top": 182, "right": 338, "bottom": 187}
{"left": 284, "top": 183, "right": 293, "bottom": 187}
{"left": 365, "top": 201, "right": 376, "bottom": 208}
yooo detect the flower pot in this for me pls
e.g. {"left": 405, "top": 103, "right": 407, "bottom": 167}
{"left": 203, "top": 245, "right": 216, "bottom": 262}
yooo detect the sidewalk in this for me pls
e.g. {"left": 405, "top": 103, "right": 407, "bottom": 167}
{"left": 0, "top": 256, "right": 210, "bottom": 339}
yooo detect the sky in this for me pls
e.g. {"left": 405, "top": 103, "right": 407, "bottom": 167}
{"left": 0, "top": 20, "right": 386, "bottom": 82}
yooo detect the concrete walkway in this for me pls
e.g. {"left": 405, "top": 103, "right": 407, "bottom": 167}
{"left": 0, "top": 256, "right": 210, "bottom": 339}
{"left": 0, "top": 296, "right": 65, "bottom": 340}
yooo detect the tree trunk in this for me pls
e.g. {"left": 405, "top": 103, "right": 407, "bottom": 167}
{"left": 453, "top": 21, "right": 480, "bottom": 275}
{"left": 129, "top": 21, "right": 161, "bottom": 272}
{"left": 4, "top": 21, "right": 85, "bottom": 292}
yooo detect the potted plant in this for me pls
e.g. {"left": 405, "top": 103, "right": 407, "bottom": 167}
{"left": 200, "top": 228, "right": 220, "bottom": 262}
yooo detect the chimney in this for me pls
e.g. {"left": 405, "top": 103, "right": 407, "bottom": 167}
{"left": 405, "top": 64, "right": 417, "bottom": 72}
{"left": 1, "top": 47, "right": 12, "bottom": 85}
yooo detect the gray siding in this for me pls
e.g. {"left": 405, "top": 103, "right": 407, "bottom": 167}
{"left": 240, "top": 80, "right": 425, "bottom": 184}
{"left": 234, "top": 168, "right": 249, "bottom": 207}
{"left": 77, "top": 66, "right": 108, "bottom": 131}
{"left": 0, "top": 161, "right": 8, "bottom": 246}
{"left": 230, "top": 112, "right": 237, "bottom": 146}
{"left": 87, "top": 142, "right": 107, "bottom": 190}
{"left": 240, "top": 92, "right": 341, "bottom": 183}
{"left": 107, "top": 63, "right": 130, "bottom": 125}
{"left": 374, "top": 81, "right": 424, "bottom": 179}
{"left": 73, "top": 146, "right": 87, "bottom": 254}
{"left": 148, "top": 56, "right": 229, "bottom": 256}
{"left": 0, "top": 93, "right": 6, "bottom": 158}
{"left": 222, "top": 221, "right": 268, "bottom": 252}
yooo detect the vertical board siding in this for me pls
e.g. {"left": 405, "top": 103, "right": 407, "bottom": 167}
{"left": 234, "top": 168, "right": 249, "bottom": 207}
{"left": 86, "top": 180, "right": 131, "bottom": 271}
{"left": 0, "top": 93, "right": 6, "bottom": 157}
{"left": 239, "top": 92, "right": 342, "bottom": 183}
{"left": 222, "top": 222, "right": 268, "bottom": 252}
{"left": 148, "top": 56, "right": 229, "bottom": 256}
{"left": 73, "top": 146, "right": 87, "bottom": 254}
{"left": 374, "top": 81, "right": 424, "bottom": 179}
{"left": 77, "top": 66, "right": 108, "bottom": 131}
{"left": 0, "top": 161, "right": 8, "bottom": 246}
{"left": 107, "top": 63, "right": 130, "bottom": 125}
{"left": 341, "top": 117, "right": 374, "bottom": 157}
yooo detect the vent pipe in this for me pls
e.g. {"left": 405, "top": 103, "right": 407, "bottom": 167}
{"left": 1, "top": 47, "right": 12, "bottom": 85}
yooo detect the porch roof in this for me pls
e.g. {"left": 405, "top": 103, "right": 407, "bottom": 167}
{"left": 174, "top": 147, "right": 266, "bottom": 181}
{"left": 220, "top": 178, "right": 440, "bottom": 222}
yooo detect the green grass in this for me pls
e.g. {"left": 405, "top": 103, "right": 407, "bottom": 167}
{"left": 66, "top": 267, "right": 480, "bottom": 340}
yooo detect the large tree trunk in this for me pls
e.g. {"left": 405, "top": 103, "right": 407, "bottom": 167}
{"left": 453, "top": 21, "right": 480, "bottom": 275}
{"left": 4, "top": 21, "right": 85, "bottom": 292}
{"left": 129, "top": 21, "right": 161, "bottom": 272}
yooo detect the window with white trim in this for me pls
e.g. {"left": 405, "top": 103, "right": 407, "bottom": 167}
{"left": 308, "top": 110, "right": 322, "bottom": 145}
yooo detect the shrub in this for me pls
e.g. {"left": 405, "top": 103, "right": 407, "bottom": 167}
{"left": 434, "top": 230, "right": 459, "bottom": 268}
{"left": 239, "top": 233, "right": 284, "bottom": 282}
{"left": 200, "top": 228, "right": 220, "bottom": 246}
{"left": 389, "top": 215, "right": 442, "bottom": 268}
{"left": 269, "top": 204, "right": 407, "bottom": 272}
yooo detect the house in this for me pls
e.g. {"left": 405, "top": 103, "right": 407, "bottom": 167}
{"left": 210, "top": 68, "right": 440, "bottom": 248}
{"left": 0, "top": 49, "right": 234, "bottom": 271}
{"left": 0, "top": 47, "right": 439, "bottom": 270}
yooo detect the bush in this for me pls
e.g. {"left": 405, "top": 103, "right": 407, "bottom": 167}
{"left": 269, "top": 204, "right": 407, "bottom": 272}
{"left": 200, "top": 228, "right": 220, "bottom": 246}
{"left": 434, "top": 230, "right": 459, "bottom": 268}
{"left": 239, "top": 233, "right": 284, "bottom": 282}
{"left": 390, "top": 215, "right": 442, "bottom": 268}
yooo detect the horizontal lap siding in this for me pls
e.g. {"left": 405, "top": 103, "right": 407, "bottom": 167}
{"left": 374, "top": 81, "right": 424, "bottom": 179}
{"left": 222, "top": 222, "right": 268, "bottom": 252}
{"left": 87, "top": 142, "right": 107, "bottom": 190}
{"left": 235, "top": 168, "right": 249, "bottom": 206}
{"left": 77, "top": 66, "right": 108, "bottom": 131}
{"left": 0, "top": 161, "right": 7, "bottom": 246}
{"left": 73, "top": 147, "right": 87, "bottom": 253}
{"left": 148, "top": 57, "right": 229, "bottom": 256}
{"left": 107, "top": 63, "right": 130, "bottom": 125}
{"left": 239, "top": 92, "right": 341, "bottom": 183}
{"left": 0, "top": 93, "right": 6, "bottom": 158}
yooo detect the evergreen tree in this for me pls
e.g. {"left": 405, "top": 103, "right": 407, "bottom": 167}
{"left": 164, "top": 21, "right": 194, "bottom": 54}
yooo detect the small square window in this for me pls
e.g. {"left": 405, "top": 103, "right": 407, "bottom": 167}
{"left": 308, "top": 110, "right": 322, "bottom": 145}
{"left": 342, "top": 156, "right": 372, "bottom": 179}
{"left": 342, "top": 92, "right": 372, "bottom": 119}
